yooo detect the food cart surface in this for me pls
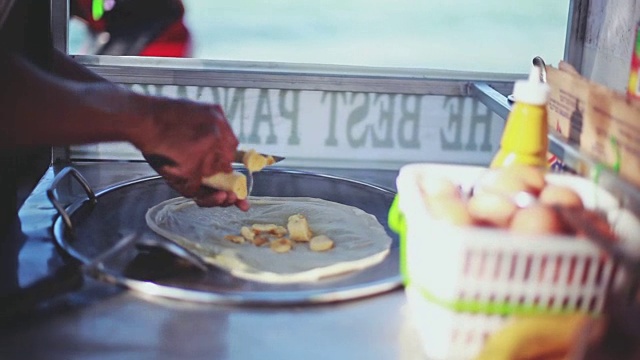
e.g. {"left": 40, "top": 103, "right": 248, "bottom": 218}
{"left": 0, "top": 162, "right": 429, "bottom": 360}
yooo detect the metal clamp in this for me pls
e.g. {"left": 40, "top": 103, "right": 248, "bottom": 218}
{"left": 46, "top": 166, "right": 97, "bottom": 231}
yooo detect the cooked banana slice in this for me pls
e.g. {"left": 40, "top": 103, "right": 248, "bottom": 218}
{"left": 271, "top": 226, "right": 288, "bottom": 237}
{"left": 240, "top": 226, "right": 255, "bottom": 241}
{"left": 252, "top": 235, "right": 269, "bottom": 247}
{"left": 251, "top": 223, "right": 279, "bottom": 233}
{"left": 287, "top": 214, "right": 313, "bottom": 242}
{"left": 270, "top": 238, "right": 293, "bottom": 253}
{"left": 201, "top": 171, "right": 248, "bottom": 199}
{"left": 243, "top": 149, "right": 269, "bottom": 173}
{"left": 309, "top": 235, "right": 334, "bottom": 252}
{"left": 265, "top": 155, "right": 276, "bottom": 166}
{"left": 224, "top": 235, "right": 245, "bottom": 244}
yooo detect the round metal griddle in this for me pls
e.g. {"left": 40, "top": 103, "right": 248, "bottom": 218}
{"left": 50, "top": 167, "right": 401, "bottom": 305}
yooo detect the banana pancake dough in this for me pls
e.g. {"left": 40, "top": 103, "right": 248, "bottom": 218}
{"left": 145, "top": 196, "right": 392, "bottom": 283}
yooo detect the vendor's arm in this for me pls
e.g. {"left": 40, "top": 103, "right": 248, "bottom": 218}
{"left": 0, "top": 51, "right": 141, "bottom": 147}
{"left": 50, "top": 47, "right": 110, "bottom": 83}
{"left": 0, "top": 51, "right": 249, "bottom": 210}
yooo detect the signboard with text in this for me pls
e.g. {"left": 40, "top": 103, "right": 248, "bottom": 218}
{"left": 70, "top": 84, "right": 505, "bottom": 169}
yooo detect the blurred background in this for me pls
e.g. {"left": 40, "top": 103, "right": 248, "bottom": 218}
{"left": 68, "top": 0, "right": 571, "bottom": 74}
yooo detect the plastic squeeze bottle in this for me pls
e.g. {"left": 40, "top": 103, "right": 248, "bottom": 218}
{"left": 490, "top": 65, "right": 551, "bottom": 169}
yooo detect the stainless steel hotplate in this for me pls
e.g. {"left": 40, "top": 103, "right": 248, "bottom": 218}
{"left": 49, "top": 167, "right": 402, "bottom": 305}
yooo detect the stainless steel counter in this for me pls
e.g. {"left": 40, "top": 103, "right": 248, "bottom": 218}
{"left": 0, "top": 162, "right": 426, "bottom": 360}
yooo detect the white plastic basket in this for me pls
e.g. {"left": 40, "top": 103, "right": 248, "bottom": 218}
{"left": 394, "top": 163, "right": 639, "bottom": 360}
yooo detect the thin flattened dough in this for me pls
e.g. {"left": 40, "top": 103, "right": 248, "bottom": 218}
{"left": 145, "top": 196, "right": 392, "bottom": 283}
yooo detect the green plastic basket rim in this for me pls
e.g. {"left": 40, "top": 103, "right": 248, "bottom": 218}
{"left": 405, "top": 281, "right": 596, "bottom": 316}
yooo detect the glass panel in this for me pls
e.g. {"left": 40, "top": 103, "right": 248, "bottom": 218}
{"left": 70, "top": 83, "right": 505, "bottom": 169}
{"left": 69, "top": 0, "right": 570, "bottom": 74}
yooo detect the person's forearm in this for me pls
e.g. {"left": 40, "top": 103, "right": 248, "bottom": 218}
{"left": 0, "top": 51, "right": 152, "bottom": 148}
{"left": 51, "top": 48, "right": 110, "bottom": 83}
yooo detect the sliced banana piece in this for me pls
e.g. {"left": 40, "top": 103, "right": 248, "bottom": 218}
{"left": 224, "top": 235, "right": 245, "bottom": 244}
{"left": 309, "top": 235, "right": 334, "bottom": 252}
{"left": 287, "top": 214, "right": 313, "bottom": 242}
{"left": 252, "top": 235, "right": 269, "bottom": 247}
{"left": 240, "top": 226, "right": 255, "bottom": 241}
{"left": 243, "top": 149, "right": 269, "bottom": 173}
{"left": 202, "top": 171, "right": 248, "bottom": 199}
{"left": 251, "top": 223, "right": 288, "bottom": 236}
{"left": 251, "top": 223, "right": 279, "bottom": 232}
{"left": 270, "top": 238, "right": 293, "bottom": 253}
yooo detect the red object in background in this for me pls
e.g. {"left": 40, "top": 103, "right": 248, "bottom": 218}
{"left": 71, "top": 0, "right": 191, "bottom": 58}
{"left": 139, "top": 19, "right": 191, "bottom": 58}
